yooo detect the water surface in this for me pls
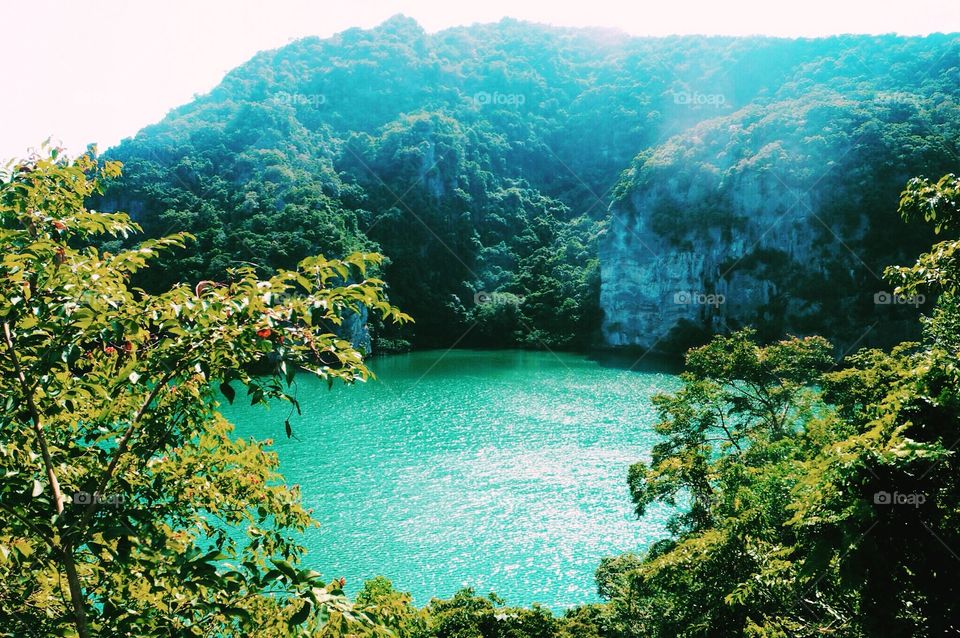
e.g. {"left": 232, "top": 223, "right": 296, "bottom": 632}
{"left": 225, "top": 349, "right": 678, "bottom": 609}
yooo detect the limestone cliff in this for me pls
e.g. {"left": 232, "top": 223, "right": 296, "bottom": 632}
{"left": 341, "top": 305, "right": 372, "bottom": 354}
{"left": 600, "top": 96, "right": 948, "bottom": 352}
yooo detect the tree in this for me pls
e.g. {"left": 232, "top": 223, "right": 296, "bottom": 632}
{"left": 421, "top": 588, "right": 558, "bottom": 638}
{"left": 0, "top": 148, "right": 410, "bottom": 637}
{"left": 620, "top": 331, "right": 833, "bottom": 637}
{"left": 606, "top": 173, "right": 960, "bottom": 637}
{"left": 354, "top": 577, "right": 427, "bottom": 637}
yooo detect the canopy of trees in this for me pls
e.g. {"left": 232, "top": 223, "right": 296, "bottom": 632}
{"left": 97, "top": 17, "right": 960, "bottom": 350}
{"left": 6, "top": 148, "right": 960, "bottom": 637}
{"left": 0, "top": 150, "right": 410, "bottom": 636}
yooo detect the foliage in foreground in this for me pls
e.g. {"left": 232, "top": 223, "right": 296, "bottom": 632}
{"left": 0, "top": 150, "right": 411, "bottom": 636}
{"left": 597, "top": 173, "right": 960, "bottom": 637}
{"left": 4, "top": 146, "right": 960, "bottom": 638}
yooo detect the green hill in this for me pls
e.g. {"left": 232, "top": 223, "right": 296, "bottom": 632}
{"left": 98, "top": 16, "right": 960, "bottom": 352}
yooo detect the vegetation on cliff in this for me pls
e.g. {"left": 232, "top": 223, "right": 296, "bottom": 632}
{"left": 97, "top": 18, "right": 960, "bottom": 351}
{"left": 4, "top": 147, "right": 960, "bottom": 637}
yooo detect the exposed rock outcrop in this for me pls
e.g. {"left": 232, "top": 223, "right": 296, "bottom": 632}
{"left": 600, "top": 98, "right": 945, "bottom": 352}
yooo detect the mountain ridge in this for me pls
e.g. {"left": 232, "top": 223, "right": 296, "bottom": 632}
{"left": 97, "top": 17, "right": 960, "bottom": 352}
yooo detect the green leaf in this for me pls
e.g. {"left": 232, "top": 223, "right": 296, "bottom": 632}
{"left": 219, "top": 382, "right": 236, "bottom": 404}
{"left": 272, "top": 559, "right": 298, "bottom": 582}
{"left": 288, "top": 600, "right": 312, "bottom": 627}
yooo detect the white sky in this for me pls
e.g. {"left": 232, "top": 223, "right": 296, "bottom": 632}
{"left": 1, "top": 0, "right": 958, "bottom": 161}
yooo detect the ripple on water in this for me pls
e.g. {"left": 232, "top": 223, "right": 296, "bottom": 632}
{"left": 224, "top": 349, "right": 678, "bottom": 610}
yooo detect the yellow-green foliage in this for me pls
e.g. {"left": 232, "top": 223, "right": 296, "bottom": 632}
{"left": 0, "top": 148, "right": 409, "bottom": 637}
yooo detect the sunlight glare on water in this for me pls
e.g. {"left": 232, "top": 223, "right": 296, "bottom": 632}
{"left": 224, "top": 349, "right": 679, "bottom": 609}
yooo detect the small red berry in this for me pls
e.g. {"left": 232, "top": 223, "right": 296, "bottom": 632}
{"left": 257, "top": 328, "right": 272, "bottom": 339}
{"left": 52, "top": 221, "right": 66, "bottom": 230}
{"left": 104, "top": 346, "right": 117, "bottom": 355}
{"left": 122, "top": 341, "right": 134, "bottom": 353}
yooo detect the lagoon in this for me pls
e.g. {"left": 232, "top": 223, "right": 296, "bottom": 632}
{"left": 225, "top": 349, "right": 678, "bottom": 609}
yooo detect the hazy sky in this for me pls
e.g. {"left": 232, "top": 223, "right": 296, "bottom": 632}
{"left": 1, "top": 0, "right": 958, "bottom": 161}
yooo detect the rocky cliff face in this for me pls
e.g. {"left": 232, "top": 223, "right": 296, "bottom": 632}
{"left": 340, "top": 304, "right": 372, "bottom": 354}
{"left": 599, "top": 98, "right": 943, "bottom": 352}
{"left": 601, "top": 163, "right": 823, "bottom": 350}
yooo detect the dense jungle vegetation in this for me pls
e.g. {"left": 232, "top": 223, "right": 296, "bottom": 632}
{"left": 96, "top": 17, "right": 960, "bottom": 351}
{"left": 3, "top": 15, "right": 960, "bottom": 638}
{"left": 3, "top": 151, "right": 960, "bottom": 638}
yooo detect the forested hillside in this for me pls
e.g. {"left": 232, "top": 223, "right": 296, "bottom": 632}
{"left": 7, "top": 144, "right": 960, "bottom": 638}
{"left": 5, "top": 12, "right": 960, "bottom": 637}
{"left": 97, "top": 16, "right": 960, "bottom": 352}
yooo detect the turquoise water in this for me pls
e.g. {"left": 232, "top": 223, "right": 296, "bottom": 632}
{"left": 224, "top": 349, "right": 679, "bottom": 610}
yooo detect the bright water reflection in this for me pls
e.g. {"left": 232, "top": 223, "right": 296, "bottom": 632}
{"left": 224, "top": 349, "right": 679, "bottom": 609}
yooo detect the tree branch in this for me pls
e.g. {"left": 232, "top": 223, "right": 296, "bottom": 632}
{"left": 3, "top": 322, "right": 66, "bottom": 515}
{"left": 714, "top": 406, "right": 743, "bottom": 453}
{"left": 77, "top": 367, "right": 176, "bottom": 534}
{"left": 2, "top": 321, "right": 90, "bottom": 638}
